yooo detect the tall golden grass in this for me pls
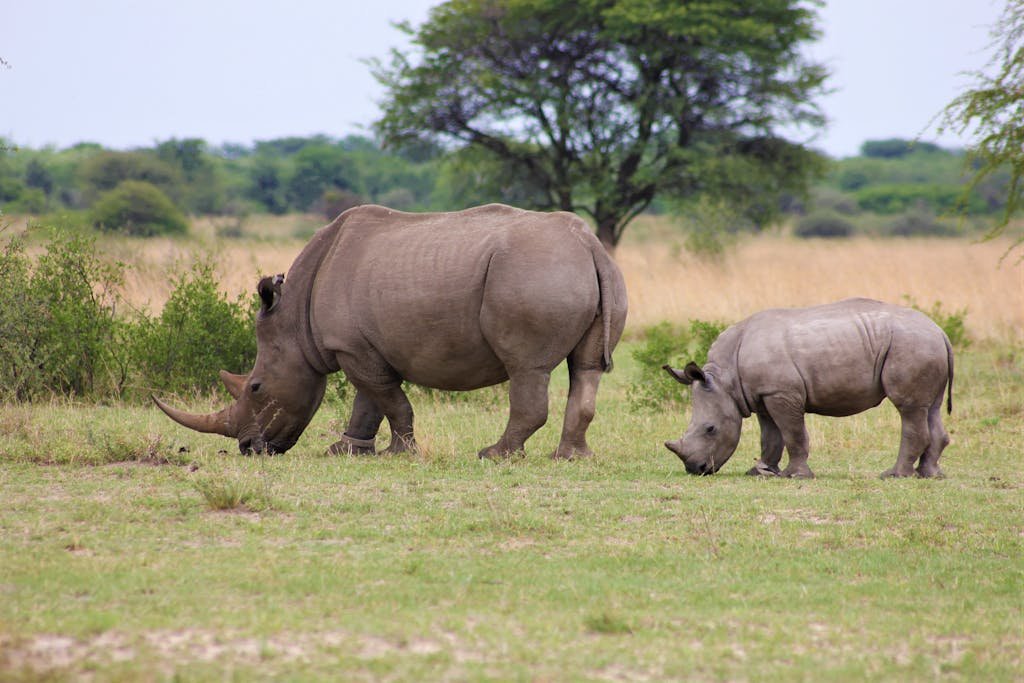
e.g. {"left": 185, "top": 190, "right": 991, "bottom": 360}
{"left": 25, "top": 214, "right": 1020, "bottom": 342}
{"left": 618, "top": 220, "right": 1023, "bottom": 341}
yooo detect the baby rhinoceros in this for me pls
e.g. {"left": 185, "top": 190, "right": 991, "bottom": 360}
{"left": 663, "top": 298, "right": 954, "bottom": 479}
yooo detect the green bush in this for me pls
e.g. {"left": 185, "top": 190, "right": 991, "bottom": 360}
{"left": 0, "top": 229, "right": 126, "bottom": 400}
{"left": 903, "top": 297, "right": 971, "bottom": 349}
{"left": 627, "top": 319, "right": 727, "bottom": 412}
{"left": 886, "top": 209, "right": 960, "bottom": 237}
{"left": 129, "top": 260, "right": 258, "bottom": 397}
{"left": 855, "top": 183, "right": 987, "bottom": 215}
{"left": 91, "top": 180, "right": 189, "bottom": 236}
{"left": 794, "top": 212, "right": 854, "bottom": 238}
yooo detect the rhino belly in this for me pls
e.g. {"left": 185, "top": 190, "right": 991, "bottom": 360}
{"left": 392, "top": 340, "right": 510, "bottom": 391}
{"left": 800, "top": 359, "right": 886, "bottom": 416}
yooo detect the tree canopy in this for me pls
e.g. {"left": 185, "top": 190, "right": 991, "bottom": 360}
{"left": 938, "top": 0, "right": 1024, "bottom": 249}
{"left": 374, "top": 0, "right": 829, "bottom": 248}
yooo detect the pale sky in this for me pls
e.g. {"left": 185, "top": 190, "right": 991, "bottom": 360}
{"left": 1, "top": 0, "right": 1006, "bottom": 158}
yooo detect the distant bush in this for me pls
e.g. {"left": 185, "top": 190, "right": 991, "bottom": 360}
{"left": 886, "top": 209, "right": 960, "bottom": 237}
{"left": 77, "top": 150, "right": 183, "bottom": 205}
{"left": 861, "top": 138, "right": 943, "bottom": 159}
{"left": 129, "top": 260, "right": 258, "bottom": 397}
{"left": 810, "top": 187, "right": 860, "bottom": 215}
{"left": 628, "top": 319, "right": 727, "bottom": 412}
{"left": 91, "top": 180, "right": 189, "bottom": 236}
{"left": 794, "top": 212, "right": 854, "bottom": 238}
{"left": 322, "top": 187, "right": 364, "bottom": 220}
{"left": 855, "top": 183, "right": 987, "bottom": 215}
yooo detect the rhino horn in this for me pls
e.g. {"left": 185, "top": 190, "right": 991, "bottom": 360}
{"left": 219, "top": 370, "right": 248, "bottom": 400}
{"left": 152, "top": 395, "right": 239, "bottom": 438}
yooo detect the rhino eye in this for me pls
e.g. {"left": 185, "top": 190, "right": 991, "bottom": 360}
{"left": 251, "top": 382, "right": 262, "bottom": 393}
{"left": 704, "top": 424, "right": 717, "bottom": 436}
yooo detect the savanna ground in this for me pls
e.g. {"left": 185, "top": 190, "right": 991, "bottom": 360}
{"left": 1, "top": 215, "right": 1022, "bottom": 681}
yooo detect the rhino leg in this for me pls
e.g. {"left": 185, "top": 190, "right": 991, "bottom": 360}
{"left": 747, "top": 412, "right": 783, "bottom": 476}
{"left": 916, "top": 398, "right": 949, "bottom": 478}
{"left": 552, "top": 361, "right": 602, "bottom": 460}
{"left": 764, "top": 396, "right": 815, "bottom": 479}
{"left": 328, "top": 389, "right": 383, "bottom": 455}
{"left": 376, "top": 385, "right": 417, "bottom": 454}
{"left": 479, "top": 370, "right": 550, "bottom": 459}
{"left": 882, "top": 405, "right": 931, "bottom": 478}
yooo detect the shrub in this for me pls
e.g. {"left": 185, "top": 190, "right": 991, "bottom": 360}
{"left": 91, "top": 180, "right": 189, "bottom": 236}
{"left": 0, "top": 229, "right": 126, "bottom": 400}
{"left": 128, "top": 260, "right": 258, "bottom": 397}
{"left": 886, "top": 209, "right": 960, "bottom": 237}
{"left": 794, "top": 212, "right": 854, "bottom": 238}
{"left": 627, "top": 319, "right": 727, "bottom": 412}
{"left": 903, "top": 297, "right": 971, "bottom": 349}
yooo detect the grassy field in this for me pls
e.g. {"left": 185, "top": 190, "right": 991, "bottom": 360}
{"left": 1, "top": 219, "right": 1022, "bottom": 680}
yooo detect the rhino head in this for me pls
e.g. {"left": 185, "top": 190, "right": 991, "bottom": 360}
{"left": 662, "top": 363, "right": 743, "bottom": 475}
{"left": 154, "top": 274, "right": 327, "bottom": 454}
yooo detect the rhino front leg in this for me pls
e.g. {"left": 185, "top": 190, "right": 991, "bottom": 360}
{"left": 479, "top": 369, "right": 550, "bottom": 459}
{"left": 328, "top": 389, "right": 383, "bottom": 455}
{"left": 763, "top": 396, "right": 814, "bottom": 479}
{"left": 747, "top": 412, "right": 784, "bottom": 476}
{"left": 881, "top": 405, "right": 930, "bottom": 478}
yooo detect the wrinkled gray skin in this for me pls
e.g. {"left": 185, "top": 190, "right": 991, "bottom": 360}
{"left": 155, "top": 203, "right": 628, "bottom": 459}
{"left": 663, "top": 299, "right": 953, "bottom": 479}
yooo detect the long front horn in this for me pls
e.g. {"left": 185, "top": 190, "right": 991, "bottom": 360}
{"left": 152, "top": 395, "right": 239, "bottom": 438}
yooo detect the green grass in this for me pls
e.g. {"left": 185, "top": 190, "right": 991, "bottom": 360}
{"left": 0, "top": 342, "right": 1021, "bottom": 680}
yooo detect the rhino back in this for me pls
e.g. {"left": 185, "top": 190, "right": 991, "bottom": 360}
{"left": 734, "top": 298, "right": 939, "bottom": 416}
{"left": 311, "top": 204, "right": 605, "bottom": 390}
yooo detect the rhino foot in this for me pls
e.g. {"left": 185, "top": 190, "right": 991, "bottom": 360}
{"left": 551, "top": 445, "right": 594, "bottom": 460}
{"left": 747, "top": 461, "right": 782, "bottom": 477}
{"left": 915, "top": 464, "right": 946, "bottom": 479}
{"left": 781, "top": 465, "right": 815, "bottom": 479}
{"left": 327, "top": 434, "right": 377, "bottom": 456}
{"left": 880, "top": 466, "right": 916, "bottom": 479}
{"left": 478, "top": 445, "right": 526, "bottom": 460}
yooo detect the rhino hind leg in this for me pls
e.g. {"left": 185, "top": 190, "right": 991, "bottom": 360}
{"left": 479, "top": 369, "right": 550, "bottom": 459}
{"left": 747, "top": 413, "right": 784, "bottom": 476}
{"left": 881, "top": 405, "right": 930, "bottom": 478}
{"left": 551, "top": 363, "right": 602, "bottom": 460}
{"left": 915, "top": 398, "right": 949, "bottom": 478}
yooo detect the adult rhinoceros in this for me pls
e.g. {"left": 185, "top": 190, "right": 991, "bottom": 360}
{"left": 662, "top": 298, "right": 953, "bottom": 479}
{"left": 154, "top": 203, "right": 628, "bottom": 459}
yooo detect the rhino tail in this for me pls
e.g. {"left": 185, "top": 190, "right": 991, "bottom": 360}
{"left": 945, "top": 336, "right": 954, "bottom": 414}
{"left": 591, "top": 242, "right": 627, "bottom": 373}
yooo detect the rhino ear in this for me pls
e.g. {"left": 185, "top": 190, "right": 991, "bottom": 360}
{"left": 663, "top": 362, "right": 706, "bottom": 385}
{"left": 257, "top": 274, "right": 284, "bottom": 315}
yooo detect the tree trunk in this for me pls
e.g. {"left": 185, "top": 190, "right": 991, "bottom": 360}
{"left": 595, "top": 216, "right": 618, "bottom": 256}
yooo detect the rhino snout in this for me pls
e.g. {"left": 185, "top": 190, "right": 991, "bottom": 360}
{"left": 664, "top": 440, "right": 715, "bottom": 476}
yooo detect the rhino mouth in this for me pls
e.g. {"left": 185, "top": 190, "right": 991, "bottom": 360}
{"left": 239, "top": 435, "right": 294, "bottom": 456}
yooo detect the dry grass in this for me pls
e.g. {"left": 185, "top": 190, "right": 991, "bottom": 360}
{"left": 619, "top": 217, "right": 1023, "bottom": 341}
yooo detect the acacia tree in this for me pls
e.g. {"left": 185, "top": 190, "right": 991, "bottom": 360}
{"left": 938, "top": 1, "right": 1023, "bottom": 250}
{"left": 374, "top": 0, "right": 829, "bottom": 249}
